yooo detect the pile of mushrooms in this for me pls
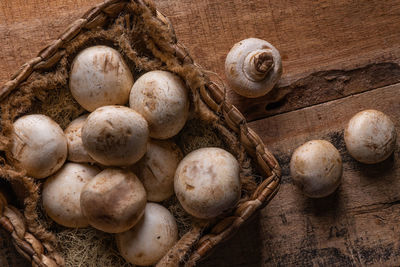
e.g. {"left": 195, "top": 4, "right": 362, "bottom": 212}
{"left": 10, "top": 45, "right": 242, "bottom": 266}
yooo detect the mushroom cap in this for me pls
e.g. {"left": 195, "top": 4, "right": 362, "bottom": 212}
{"left": 64, "top": 114, "right": 95, "bottom": 163}
{"left": 69, "top": 45, "right": 134, "bottom": 111}
{"left": 80, "top": 168, "right": 147, "bottom": 233}
{"left": 344, "top": 109, "right": 397, "bottom": 164}
{"left": 129, "top": 70, "right": 189, "bottom": 139}
{"left": 290, "top": 140, "right": 342, "bottom": 198}
{"left": 82, "top": 105, "right": 149, "bottom": 166}
{"left": 225, "top": 38, "right": 282, "bottom": 98}
{"left": 135, "top": 139, "right": 183, "bottom": 202}
{"left": 42, "top": 163, "right": 100, "bottom": 228}
{"left": 10, "top": 114, "right": 67, "bottom": 179}
{"left": 174, "top": 147, "right": 241, "bottom": 219}
{"left": 116, "top": 203, "right": 178, "bottom": 266}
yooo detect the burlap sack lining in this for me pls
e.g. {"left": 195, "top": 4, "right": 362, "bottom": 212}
{"left": 0, "top": 1, "right": 262, "bottom": 266}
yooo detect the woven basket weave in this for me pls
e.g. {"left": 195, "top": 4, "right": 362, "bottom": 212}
{"left": 0, "top": 0, "right": 281, "bottom": 266}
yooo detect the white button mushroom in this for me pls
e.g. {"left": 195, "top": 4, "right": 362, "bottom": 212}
{"left": 135, "top": 139, "right": 183, "bottom": 202}
{"left": 225, "top": 38, "right": 282, "bottom": 98}
{"left": 290, "top": 140, "right": 343, "bottom": 198}
{"left": 129, "top": 70, "right": 189, "bottom": 139}
{"left": 64, "top": 114, "right": 95, "bottom": 163}
{"left": 42, "top": 163, "right": 100, "bottom": 228}
{"left": 116, "top": 203, "right": 178, "bottom": 266}
{"left": 174, "top": 147, "right": 241, "bottom": 219}
{"left": 81, "top": 105, "right": 149, "bottom": 166}
{"left": 344, "top": 109, "right": 397, "bottom": 164}
{"left": 10, "top": 114, "right": 67, "bottom": 179}
{"left": 69, "top": 46, "right": 134, "bottom": 111}
{"left": 80, "top": 168, "right": 147, "bottom": 233}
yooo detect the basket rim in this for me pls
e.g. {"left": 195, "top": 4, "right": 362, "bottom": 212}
{"left": 0, "top": 0, "right": 281, "bottom": 266}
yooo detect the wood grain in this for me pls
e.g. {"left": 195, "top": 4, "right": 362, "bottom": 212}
{"left": 1, "top": 0, "right": 400, "bottom": 266}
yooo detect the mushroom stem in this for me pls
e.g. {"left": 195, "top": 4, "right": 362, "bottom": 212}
{"left": 243, "top": 50, "right": 275, "bottom": 81}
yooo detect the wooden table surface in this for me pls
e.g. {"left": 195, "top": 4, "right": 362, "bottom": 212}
{"left": 1, "top": 0, "right": 400, "bottom": 266}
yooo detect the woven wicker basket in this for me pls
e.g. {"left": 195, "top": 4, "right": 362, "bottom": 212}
{"left": 0, "top": 0, "right": 281, "bottom": 266}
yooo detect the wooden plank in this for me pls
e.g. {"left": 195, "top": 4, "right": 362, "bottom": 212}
{"left": 156, "top": 0, "right": 400, "bottom": 120}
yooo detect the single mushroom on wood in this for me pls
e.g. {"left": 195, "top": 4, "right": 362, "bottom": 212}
{"left": 225, "top": 38, "right": 282, "bottom": 98}
{"left": 290, "top": 140, "right": 343, "bottom": 198}
{"left": 344, "top": 109, "right": 397, "bottom": 164}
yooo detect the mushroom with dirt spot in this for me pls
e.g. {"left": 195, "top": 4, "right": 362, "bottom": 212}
{"left": 80, "top": 168, "right": 147, "bottom": 233}
{"left": 10, "top": 114, "right": 68, "bottom": 179}
{"left": 290, "top": 140, "right": 342, "bottom": 198}
{"left": 116, "top": 202, "right": 178, "bottom": 266}
{"left": 174, "top": 147, "right": 241, "bottom": 219}
{"left": 344, "top": 109, "right": 397, "bottom": 164}
{"left": 129, "top": 70, "right": 189, "bottom": 139}
{"left": 134, "top": 139, "right": 183, "bottom": 202}
{"left": 225, "top": 38, "right": 282, "bottom": 98}
{"left": 69, "top": 45, "right": 134, "bottom": 111}
{"left": 42, "top": 162, "right": 100, "bottom": 228}
{"left": 81, "top": 105, "right": 149, "bottom": 166}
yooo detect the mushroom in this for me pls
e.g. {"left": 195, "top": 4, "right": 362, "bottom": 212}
{"left": 69, "top": 45, "right": 134, "bottom": 111}
{"left": 129, "top": 70, "right": 189, "bottom": 139}
{"left": 225, "top": 38, "right": 282, "bottom": 98}
{"left": 80, "top": 168, "right": 147, "bottom": 233}
{"left": 116, "top": 203, "right": 178, "bottom": 266}
{"left": 344, "top": 109, "right": 397, "bottom": 164}
{"left": 174, "top": 147, "right": 241, "bottom": 219}
{"left": 135, "top": 139, "right": 183, "bottom": 202}
{"left": 81, "top": 105, "right": 149, "bottom": 166}
{"left": 10, "top": 114, "right": 67, "bottom": 179}
{"left": 64, "top": 114, "right": 95, "bottom": 163}
{"left": 290, "top": 140, "right": 342, "bottom": 198}
{"left": 42, "top": 163, "right": 100, "bottom": 228}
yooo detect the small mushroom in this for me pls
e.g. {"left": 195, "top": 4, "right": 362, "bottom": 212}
{"left": 135, "top": 139, "right": 183, "bottom": 202}
{"left": 290, "top": 140, "right": 342, "bottom": 198}
{"left": 69, "top": 46, "right": 134, "bottom": 111}
{"left": 42, "top": 163, "right": 100, "bottom": 228}
{"left": 64, "top": 114, "right": 95, "bottom": 163}
{"left": 116, "top": 203, "right": 178, "bottom": 266}
{"left": 225, "top": 38, "right": 282, "bottom": 98}
{"left": 80, "top": 168, "right": 147, "bottom": 233}
{"left": 174, "top": 147, "right": 241, "bottom": 219}
{"left": 10, "top": 114, "right": 67, "bottom": 179}
{"left": 344, "top": 109, "right": 397, "bottom": 164}
{"left": 82, "top": 105, "right": 149, "bottom": 166}
{"left": 129, "top": 70, "right": 189, "bottom": 139}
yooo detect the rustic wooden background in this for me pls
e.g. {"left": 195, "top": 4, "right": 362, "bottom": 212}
{"left": 1, "top": 0, "right": 400, "bottom": 266}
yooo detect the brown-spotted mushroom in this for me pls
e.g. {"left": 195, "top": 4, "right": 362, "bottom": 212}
{"left": 69, "top": 46, "right": 134, "bottom": 111}
{"left": 116, "top": 203, "right": 178, "bottom": 266}
{"left": 129, "top": 70, "right": 189, "bottom": 139}
{"left": 174, "top": 147, "right": 241, "bottom": 219}
{"left": 81, "top": 105, "right": 149, "bottom": 166}
{"left": 64, "top": 114, "right": 95, "bottom": 163}
{"left": 344, "top": 109, "right": 397, "bottom": 164}
{"left": 80, "top": 168, "right": 147, "bottom": 233}
{"left": 10, "top": 114, "right": 67, "bottom": 179}
{"left": 42, "top": 163, "right": 100, "bottom": 228}
{"left": 225, "top": 38, "right": 282, "bottom": 98}
{"left": 290, "top": 140, "right": 342, "bottom": 198}
{"left": 135, "top": 139, "right": 183, "bottom": 202}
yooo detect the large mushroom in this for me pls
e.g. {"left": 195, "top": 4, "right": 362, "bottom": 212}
{"left": 69, "top": 46, "right": 134, "bottom": 111}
